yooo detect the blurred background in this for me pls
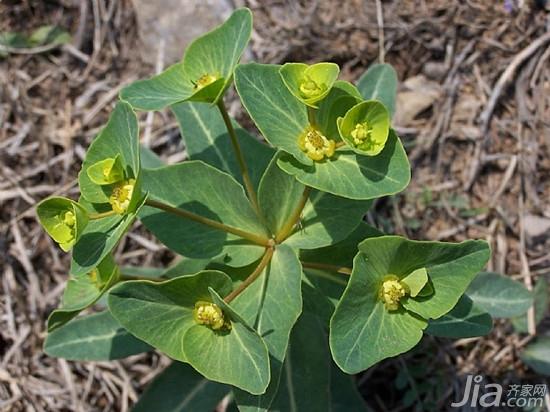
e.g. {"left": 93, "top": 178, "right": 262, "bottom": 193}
{"left": 1, "top": 0, "right": 549, "bottom": 410}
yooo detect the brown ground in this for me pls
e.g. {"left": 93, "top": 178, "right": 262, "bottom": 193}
{"left": 1, "top": 0, "right": 549, "bottom": 411}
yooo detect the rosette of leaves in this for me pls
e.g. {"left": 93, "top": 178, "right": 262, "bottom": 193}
{"left": 47, "top": 254, "right": 119, "bottom": 331}
{"left": 330, "top": 236, "right": 490, "bottom": 373}
{"left": 36, "top": 196, "right": 88, "bottom": 251}
{"left": 36, "top": 9, "right": 497, "bottom": 412}
{"left": 119, "top": 8, "right": 252, "bottom": 110}
{"left": 73, "top": 101, "right": 145, "bottom": 275}
{"left": 235, "top": 62, "right": 410, "bottom": 200}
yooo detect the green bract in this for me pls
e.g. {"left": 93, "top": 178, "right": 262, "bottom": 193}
{"left": 36, "top": 196, "right": 88, "bottom": 251}
{"left": 36, "top": 9, "right": 498, "bottom": 411}
{"left": 120, "top": 8, "right": 252, "bottom": 110}
{"left": 337, "top": 100, "right": 390, "bottom": 156}
{"left": 48, "top": 254, "right": 119, "bottom": 331}
{"left": 330, "top": 236, "right": 490, "bottom": 373}
{"left": 279, "top": 62, "right": 340, "bottom": 108}
{"left": 86, "top": 155, "right": 125, "bottom": 185}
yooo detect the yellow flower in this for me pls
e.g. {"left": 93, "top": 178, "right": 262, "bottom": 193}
{"left": 299, "top": 75, "right": 327, "bottom": 99}
{"left": 109, "top": 179, "right": 135, "bottom": 215}
{"left": 298, "top": 126, "right": 336, "bottom": 161}
{"left": 194, "top": 73, "right": 218, "bottom": 90}
{"left": 193, "top": 301, "right": 231, "bottom": 331}
{"left": 379, "top": 275, "right": 408, "bottom": 311}
{"left": 350, "top": 122, "right": 373, "bottom": 147}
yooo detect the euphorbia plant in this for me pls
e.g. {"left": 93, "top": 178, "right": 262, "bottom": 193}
{"left": 39, "top": 8, "right": 493, "bottom": 411}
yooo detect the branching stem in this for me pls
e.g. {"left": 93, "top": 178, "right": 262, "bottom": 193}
{"left": 275, "top": 186, "right": 311, "bottom": 243}
{"left": 300, "top": 261, "right": 352, "bottom": 276}
{"left": 89, "top": 210, "right": 117, "bottom": 219}
{"left": 224, "top": 247, "right": 274, "bottom": 303}
{"left": 144, "top": 198, "right": 271, "bottom": 247}
{"left": 216, "top": 99, "right": 259, "bottom": 213}
{"left": 307, "top": 106, "right": 317, "bottom": 127}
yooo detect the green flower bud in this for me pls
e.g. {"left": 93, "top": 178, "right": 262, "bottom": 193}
{"left": 37, "top": 197, "right": 88, "bottom": 251}
{"left": 337, "top": 100, "right": 390, "bottom": 156}
{"left": 280, "top": 62, "right": 340, "bottom": 108}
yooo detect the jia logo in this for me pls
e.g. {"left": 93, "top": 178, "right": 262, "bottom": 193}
{"left": 451, "top": 375, "right": 546, "bottom": 408}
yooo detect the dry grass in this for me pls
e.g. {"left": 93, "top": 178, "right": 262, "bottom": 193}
{"left": 1, "top": 0, "right": 549, "bottom": 410}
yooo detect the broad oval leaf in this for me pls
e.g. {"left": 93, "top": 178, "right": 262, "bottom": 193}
{"left": 235, "top": 63, "right": 311, "bottom": 165}
{"left": 520, "top": 337, "right": 550, "bottom": 376}
{"left": 425, "top": 294, "right": 493, "bottom": 338}
{"left": 330, "top": 252, "right": 426, "bottom": 374}
{"left": 78, "top": 101, "right": 140, "bottom": 204}
{"left": 277, "top": 129, "right": 411, "bottom": 200}
{"left": 132, "top": 362, "right": 228, "bottom": 412}
{"left": 48, "top": 255, "right": 119, "bottom": 331}
{"left": 512, "top": 278, "right": 548, "bottom": 333}
{"left": 357, "top": 63, "right": 398, "bottom": 117}
{"left": 70, "top": 198, "right": 145, "bottom": 276}
{"left": 120, "top": 8, "right": 252, "bottom": 109}
{"left": 44, "top": 311, "right": 151, "bottom": 361}
{"left": 466, "top": 272, "right": 533, "bottom": 318}
{"left": 182, "top": 288, "right": 270, "bottom": 395}
{"left": 107, "top": 270, "right": 233, "bottom": 362}
{"left": 232, "top": 244, "right": 303, "bottom": 409}
{"left": 139, "top": 161, "right": 268, "bottom": 266}
{"left": 171, "top": 101, "right": 274, "bottom": 190}
{"left": 330, "top": 236, "right": 490, "bottom": 373}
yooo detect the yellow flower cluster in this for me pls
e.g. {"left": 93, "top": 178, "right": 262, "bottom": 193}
{"left": 298, "top": 126, "right": 335, "bottom": 161}
{"left": 350, "top": 122, "right": 373, "bottom": 147}
{"left": 109, "top": 179, "right": 135, "bottom": 215}
{"left": 193, "top": 301, "right": 231, "bottom": 331}
{"left": 379, "top": 275, "right": 408, "bottom": 311}
{"left": 194, "top": 73, "right": 218, "bottom": 90}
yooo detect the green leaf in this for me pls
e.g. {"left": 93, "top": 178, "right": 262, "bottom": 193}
{"left": 235, "top": 63, "right": 311, "bottom": 165}
{"left": 70, "top": 198, "right": 145, "bottom": 276}
{"left": 425, "top": 295, "right": 493, "bottom": 338}
{"left": 330, "top": 236, "right": 490, "bottom": 373}
{"left": 107, "top": 270, "right": 233, "bottom": 362}
{"left": 29, "top": 25, "right": 71, "bottom": 46}
{"left": 512, "top": 278, "right": 548, "bottom": 333}
{"left": 140, "top": 145, "right": 165, "bottom": 169}
{"left": 521, "top": 336, "right": 550, "bottom": 376}
{"left": 269, "top": 312, "right": 331, "bottom": 411}
{"left": 48, "top": 255, "right": 119, "bottom": 331}
{"left": 78, "top": 101, "right": 140, "bottom": 204}
{"left": 337, "top": 100, "right": 390, "bottom": 156}
{"left": 401, "top": 268, "right": 428, "bottom": 298}
{"left": 317, "top": 81, "right": 362, "bottom": 142}
{"left": 330, "top": 252, "right": 427, "bottom": 374}
{"left": 357, "top": 63, "right": 398, "bottom": 117}
{"left": 258, "top": 153, "right": 371, "bottom": 248}
{"left": 277, "top": 129, "right": 411, "bottom": 200}
{"left": 232, "top": 244, "right": 303, "bottom": 409}
{"left": 466, "top": 272, "right": 533, "bottom": 318}
{"left": 44, "top": 311, "right": 151, "bottom": 361}
{"left": 182, "top": 288, "right": 270, "bottom": 395}
{"left": 171, "top": 101, "right": 274, "bottom": 189}
{"left": 86, "top": 155, "right": 125, "bottom": 185}
{"left": 279, "top": 62, "right": 340, "bottom": 108}
{"left": 132, "top": 362, "right": 228, "bottom": 412}
{"left": 139, "top": 161, "right": 268, "bottom": 266}
{"left": 36, "top": 196, "right": 88, "bottom": 252}
{"left": 120, "top": 8, "right": 252, "bottom": 109}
